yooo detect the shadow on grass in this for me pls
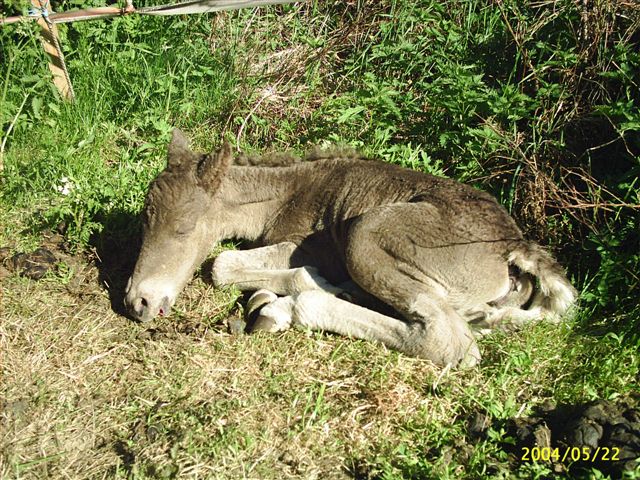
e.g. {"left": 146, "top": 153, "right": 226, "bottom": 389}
{"left": 8, "top": 207, "right": 142, "bottom": 320}
{"left": 89, "top": 209, "right": 141, "bottom": 319}
{"left": 112, "top": 440, "right": 136, "bottom": 476}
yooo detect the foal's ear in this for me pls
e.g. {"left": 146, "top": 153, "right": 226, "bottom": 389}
{"left": 198, "top": 140, "right": 233, "bottom": 191}
{"left": 167, "top": 128, "right": 193, "bottom": 168}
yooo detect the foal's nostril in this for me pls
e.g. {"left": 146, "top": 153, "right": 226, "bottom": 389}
{"left": 131, "top": 297, "right": 149, "bottom": 318}
{"left": 127, "top": 293, "right": 172, "bottom": 321}
{"left": 159, "top": 296, "right": 171, "bottom": 317}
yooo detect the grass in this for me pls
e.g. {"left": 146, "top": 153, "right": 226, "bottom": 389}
{"left": 1, "top": 0, "right": 639, "bottom": 478}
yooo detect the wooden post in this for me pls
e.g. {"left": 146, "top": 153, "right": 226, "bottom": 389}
{"left": 30, "top": 0, "right": 75, "bottom": 102}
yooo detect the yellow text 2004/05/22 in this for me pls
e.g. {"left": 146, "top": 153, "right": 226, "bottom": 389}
{"left": 521, "top": 446, "right": 620, "bottom": 463}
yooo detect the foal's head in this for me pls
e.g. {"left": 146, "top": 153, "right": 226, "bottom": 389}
{"left": 125, "top": 129, "right": 231, "bottom": 321}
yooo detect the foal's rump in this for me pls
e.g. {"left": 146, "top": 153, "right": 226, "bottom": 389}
{"left": 343, "top": 199, "right": 575, "bottom": 327}
{"left": 344, "top": 201, "right": 517, "bottom": 311}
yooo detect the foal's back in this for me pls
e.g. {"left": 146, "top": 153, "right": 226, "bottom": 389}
{"left": 258, "top": 158, "right": 523, "bottom": 262}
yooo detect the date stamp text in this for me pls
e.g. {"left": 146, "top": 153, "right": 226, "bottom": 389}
{"left": 521, "top": 446, "right": 620, "bottom": 463}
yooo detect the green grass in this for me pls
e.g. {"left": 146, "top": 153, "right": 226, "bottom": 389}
{"left": 1, "top": 0, "right": 639, "bottom": 478}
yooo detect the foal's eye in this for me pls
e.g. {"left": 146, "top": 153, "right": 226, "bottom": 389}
{"left": 175, "top": 222, "right": 196, "bottom": 236}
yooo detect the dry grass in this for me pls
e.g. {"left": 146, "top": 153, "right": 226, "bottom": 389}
{"left": 1, "top": 245, "right": 473, "bottom": 479}
{"left": 208, "top": 2, "right": 394, "bottom": 148}
{"left": 1, "top": 242, "right": 638, "bottom": 479}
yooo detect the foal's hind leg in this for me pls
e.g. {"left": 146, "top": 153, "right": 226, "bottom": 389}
{"left": 254, "top": 290, "right": 478, "bottom": 368}
{"left": 342, "top": 203, "right": 489, "bottom": 367}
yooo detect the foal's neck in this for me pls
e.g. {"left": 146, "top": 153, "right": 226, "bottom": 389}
{"left": 210, "top": 165, "right": 300, "bottom": 242}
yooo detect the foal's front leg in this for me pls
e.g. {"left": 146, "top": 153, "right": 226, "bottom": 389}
{"left": 211, "top": 242, "right": 344, "bottom": 296}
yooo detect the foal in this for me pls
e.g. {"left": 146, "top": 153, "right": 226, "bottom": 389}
{"left": 125, "top": 130, "right": 576, "bottom": 367}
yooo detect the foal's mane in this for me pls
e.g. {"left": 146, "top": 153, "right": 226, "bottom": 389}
{"left": 234, "top": 145, "right": 366, "bottom": 167}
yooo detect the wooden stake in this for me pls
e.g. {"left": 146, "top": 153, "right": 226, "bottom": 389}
{"left": 31, "top": 0, "right": 75, "bottom": 102}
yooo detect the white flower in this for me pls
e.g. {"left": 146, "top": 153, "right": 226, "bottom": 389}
{"left": 56, "top": 177, "right": 74, "bottom": 196}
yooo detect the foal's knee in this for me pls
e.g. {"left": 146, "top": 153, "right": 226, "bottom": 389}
{"left": 403, "top": 296, "right": 481, "bottom": 368}
{"left": 210, "top": 250, "right": 235, "bottom": 287}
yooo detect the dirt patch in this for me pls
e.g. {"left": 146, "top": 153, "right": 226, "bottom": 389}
{"left": 0, "top": 233, "right": 65, "bottom": 280}
{"left": 468, "top": 396, "right": 640, "bottom": 475}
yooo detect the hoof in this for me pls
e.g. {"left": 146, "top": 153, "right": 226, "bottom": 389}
{"left": 246, "top": 289, "right": 278, "bottom": 317}
{"left": 458, "top": 344, "right": 482, "bottom": 369}
{"left": 246, "top": 289, "right": 278, "bottom": 333}
{"left": 247, "top": 314, "right": 279, "bottom": 333}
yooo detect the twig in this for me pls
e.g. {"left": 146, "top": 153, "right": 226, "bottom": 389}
{"left": 235, "top": 86, "right": 278, "bottom": 149}
{"left": 0, "top": 93, "right": 29, "bottom": 173}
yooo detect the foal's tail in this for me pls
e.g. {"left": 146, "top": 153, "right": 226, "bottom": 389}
{"left": 508, "top": 241, "right": 577, "bottom": 318}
